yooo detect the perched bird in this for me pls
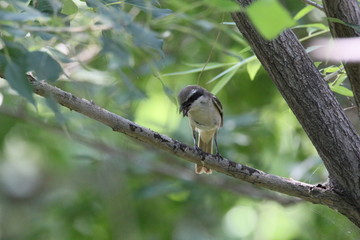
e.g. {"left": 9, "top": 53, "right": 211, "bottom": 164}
{"left": 177, "top": 85, "right": 223, "bottom": 174}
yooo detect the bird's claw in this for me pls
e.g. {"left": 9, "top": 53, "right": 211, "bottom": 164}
{"left": 194, "top": 145, "right": 202, "bottom": 153}
{"left": 214, "top": 152, "right": 223, "bottom": 159}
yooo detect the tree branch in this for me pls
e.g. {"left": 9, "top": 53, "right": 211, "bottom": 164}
{"left": 322, "top": 0, "right": 360, "bottom": 114}
{"left": 299, "top": 0, "right": 324, "bottom": 11}
{"left": 22, "top": 78, "right": 347, "bottom": 209}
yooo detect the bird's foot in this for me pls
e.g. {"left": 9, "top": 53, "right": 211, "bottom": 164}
{"left": 214, "top": 152, "right": 223, "bottom": 159}
{"left": 194, "top": 145, "right": 202, "bottom": 153}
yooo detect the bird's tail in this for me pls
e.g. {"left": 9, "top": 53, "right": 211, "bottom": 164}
{"left": 195, "top": 135, "right": 213, "bottom": 174}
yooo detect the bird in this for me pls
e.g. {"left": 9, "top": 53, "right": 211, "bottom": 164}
{"left": 177, "top": 85, "right": 223, "bottom": 174}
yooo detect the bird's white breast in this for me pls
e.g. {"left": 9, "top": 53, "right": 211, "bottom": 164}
{"left": 188, "top": 96, "right": 222, "bottom": 131}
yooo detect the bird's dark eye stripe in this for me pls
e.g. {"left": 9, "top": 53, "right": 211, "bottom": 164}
{"left": 183, "top": 90, "right": 203, "bottom": 107}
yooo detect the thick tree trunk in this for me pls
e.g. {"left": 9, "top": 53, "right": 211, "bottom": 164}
{"left": 232, "top": 0, "right": 360, "bottom": 226}
{"left": 322, "top": 0, "right": 360, "bottom": 114}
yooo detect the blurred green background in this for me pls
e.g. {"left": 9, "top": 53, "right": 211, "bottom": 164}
{"left": 0, "top": 0, "right": 359, "bottom": 239}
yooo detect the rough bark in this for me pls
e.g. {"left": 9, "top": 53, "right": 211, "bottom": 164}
{"left": 322, "top": 0, "right": 360, "bottom": 113}
{"left": 232, "top": 0, "right": 360, "bottom": 226}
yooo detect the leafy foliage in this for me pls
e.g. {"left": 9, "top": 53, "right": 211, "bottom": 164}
{"left": 0, "top": 0, "right": 359, "bottom": 239}
{"left": 246, "top": 0, "right": 296, "bottom": 39}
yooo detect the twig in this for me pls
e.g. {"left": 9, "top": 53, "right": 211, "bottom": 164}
{"left": 323, "top": 67, "right": 345, "bottom": 82}
{"left": 197, "top": 13, "right": 225, "bottom": 85}
{"left": 299, "top": 0, "right": 324, "bottom": 11}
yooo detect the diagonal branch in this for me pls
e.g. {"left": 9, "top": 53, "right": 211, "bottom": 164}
{"left": 232, "top": 0, "right": 360, "bottom": 226}
{"left": 232, "top": 1, "right": 360, "bottom": 196}
{"left": 25, "top": 77, "right": 346, "bottom": 207}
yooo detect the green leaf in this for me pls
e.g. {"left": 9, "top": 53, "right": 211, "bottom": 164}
{"left": 211, "top": 67, "right": 237, "bottom": 95}
{"left": 207, "top": 62, "right": 242, "bottom": 84}
{"left": 247, "top": 59, "right": 261, "bottom": 80}
{"left": 293, "top": 5, "right": 314, "bottom": 21}
{"left": 183, "top": 62, "right": 236, "bottom": 68}
{"left": 33, "top": 32, "right": 56, "bottom": 41}
{"left": 207, "top": 56, "right": 255, "bottom": 83}
{"left": 88, "top": 55, "right": 109, "bottom": 71}
{"left": 127, "top": 23, "right": 163, "bottom": 55}
{"left": 323, "top": 66, "right": 340, "bottom": 74}
{"left": 93, "top": 1, "right": 164, "bottom": 55}
{"left": 125, "top": 0, "right": 173, "bottom": 19}
{"left": 314, "top": 62, "right": 322, "bottom": 67}
{"left": 246, "top": 0, "right": 296, "bottom": 40}
{"left": 32, "top": 0, "right": 62, "bottom": 14}
{"left": 292, "top": 23, "right": 327, "bottom": 30}
{"left": 330, "top": 85, "right": 353, "bottom": 97}
{"left": 332, "top": 73, "right": 346, "bottom": 86}
{"left": 47, "top": 47, "right": 73, "bottom": 63}
{"left": 5, "top": 62, "right": 35, "bottom": 105}
{"left": 92, "top": 0, "right": 132, "bottom": 28}
{"left": 61, "top": 0, "right": 78, "bottom": 15}
{"left": 0, "top": 9, "right": 44, "bottom": 22}
{"left": 328, "top": 17, "right": 360, "bottom": 33}
{"left": 101, "top": 35, "right": 132, "bottom": 68}
{"left": 27, "top": 51, "right": 62, "bottom": 82}
{"left": 3, "top": 41, "right": 28, "bottom": 59}
{"left": 2, "top": 25, "right": 27, "bottom": 37}
{"left": 209, "top": 57, "right": 257, "bottom": 92}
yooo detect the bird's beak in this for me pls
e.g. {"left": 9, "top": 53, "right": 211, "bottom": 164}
{"left": 179, "top": 104, "right": 188, "bottom": 116}
{"left": 179, "top": 104, "right": 184, "bottom": 114}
